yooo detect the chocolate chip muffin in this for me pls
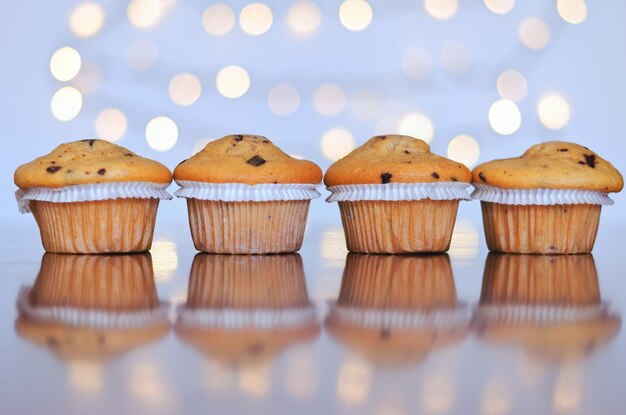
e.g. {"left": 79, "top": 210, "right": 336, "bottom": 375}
{"left": 14, "top": 139, "right": 172, "bottom": 253}
{"left": 472, "top": 141, "right": 623, "bottom": 253}
{"left": 324, "top": 135, "right": 472, "bottom": 253}
{"left": 174, "top": 135, "right": 322, "bottom": 254}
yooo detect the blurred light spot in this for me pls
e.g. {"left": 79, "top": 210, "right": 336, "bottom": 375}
{"left": 484, "top": 0, "right": 515, "bottom": 15}
{"left": 72, "top": 61, "right": 103, "bottom": 93}
{"left": 424, "top": 0, "right": 458, "bottom": 20}
{"left": 336, "top": 358, "right": 371, "bottom": 405}
{"left": 449, "top": 219, "right": 479, "bottom": 260}
{"left": 146, "top": 117, "right": 178, "bottom": 152}
{"left": 496, "top": 70, "right": 527, "bottom": 102}
{"left": 128, "top": 362, "right": 173, "bottom": 408}
{"left": 288, "top": 1, "right": 322, "bottom": 35}
{"left": 216, "top": 65, "right": 250, "bottom": 99}
{"left": 239, "top": 363, "right": 271, "bottom": 397}
{"left": 268, "top": 83, "right": 300, "bottom": 116}
{"left": 313, "top": 83, "right": 347, "bottom": 116}
{"left": 127, "top": 40, "right": 158, "bottom": 72}
{"left": 321, "top": 128, "right": 355, "bottom": 161}
{"left": 68, "top": 361, "right": 102, "bottom": 394}
{"left": 537, "top": 93, "right": 570, "bottom": 130}
{"left": 420, "top": 373, "right": 454, "bottom": 413}
{"left": 350, "top": 88, "right": 384, "bottom": 119}
{"left": 320, "top": 227, "right": 348, "bottom": 267}
{"left": 339, "top": 0, "right": 373, "bottom": 32}
{"left": 128, "top": 0, "right": 163, "bottom": 29}
{"left": 169, "top": 72, "right": 202, "bottom": 107}
{"left": 557, "top": 0, "right": 587, "bottom": 24}
{"left": 239, "top": 3, "right": 273, "bottom": 36}
{"left": 202, "top": 360, "right": 234, "bottom": 392}
{"left": 51, "top": 87, "right": 83, "bottom": 121}
{"left": 448, "top": 134, "right": 480, "bottom": 167}
{"left": 95, "top": 108, "right": 127, "bottom": 142}
{"left": 50, "top": 47, "right": 81, "bottom": 82}
{"left": 403, "top": 48, "right": 435, "bottom": 81}
{"left": 553, "top": 362, "right": 583, "bottom": 412}
{"left": 202, "top": 4, "right": 235, "bottom": 36}
{"left": 441, "top": 42, "right": 472, "bottom": 74}
{"left": 285, "top": 349, "right": 317, "bottom": 398}
{"left": 375, "top": 117, "right": 399, "bottom": 135}
{"left": 488, "top": 99, "right": 521, "bottom": 135}
{"left": 398, "top": 113, "right": 434, "bottom": 143}
{"left": 519, "top": 17, "right": 550, "bottom": 50}
{"left": 151, "top": 239, "right": 179, "bottom": 281}
{"left": 481, "top": 378, "right": 512, "bottom": 415}
{"left": 192, "top": 138, "right": 212, "bottom": 155}
{"left": 70, "top": 3, "right": 105, "bottom": 38}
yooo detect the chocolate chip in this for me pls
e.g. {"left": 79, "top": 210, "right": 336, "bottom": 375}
{"left": 51, "top": 161, "right": 56, "bottom": 164}
{"left": 262, "top": 139, "right": 269, "bottom": 143}
{"left": 379, "top": 135, "right": 387, "bottom": 139}
{"left": 451, "top": 177, "right": 458, "bottom": 181}
{"left": 124, "top": 153, "right": 133, "bottom": 157}
{"left": 234, "top": 135, "right": 244, "bottom": 142}
{"left": 584, "top": 154, "right": 596, "bottom": 168}
{"left": 81, "top": 139, "right": 96, "bottom": 146}
{"left": 380, "top": 327, "right": 391, "bottom": 339}
{"left": 558, "top": 148, "right": 568, "bottom": 152}
{"left": 247, "top": 155, "right": 266, "bottom": 166}
{"left": 479, "top": 172, "right": 487, "bottom": 183}
{"left": 404, "top": 150, "right": 410, "bottom": 154}
{"left": 46, "top": 166, "right": 61, "bottom": 173}
{"left": 97, "top": 168, "right": 106, "bottom": 175}
{"left": 381, "top": 172, "right": 392, "bottom": 184}
{"left": 432, "top": 172, "right": 440, "bottom": 179}
{"left": 578, "top": 161, "right": 586, "bottom": 165}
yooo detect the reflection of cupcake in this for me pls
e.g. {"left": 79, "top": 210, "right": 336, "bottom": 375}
{"left": 14, "top": 139, "right": 172, "bottom": 253}
{"left": 324, "top": 135, "right": 471, "bottom": 253}
{"left": 474, "top": 254, "right": 621, "bottom": 360}
{"left": 326, "top": 254, "right": 470, "bottom": 366}
{"left": 15, "top": 254, "right": 169, "bottom": 361}
{"left": 174, "top": 135, "right": 322, "bottom": 254}
{"left": 472, "top": 142, "right": 623, "bottom": 254}
{"left": 175, "top": 254, "right": 320, "bottom": 366}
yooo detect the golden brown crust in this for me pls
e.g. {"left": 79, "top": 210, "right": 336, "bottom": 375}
{"left": 324, "top": 135, "right": 471, "bottom": 186}
{"left": 14, "top": 139, "right": 172, "bottom": 189}
{"left": 471, "top": 141, "right": 624, "bottom": 192}
{"left": 174, "top": 135, "right": 322, "bottom": 184}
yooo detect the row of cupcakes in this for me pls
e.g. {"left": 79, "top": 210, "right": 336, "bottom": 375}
{"left": 18, "top": 253, "right": 618, "bottom": 366}
{"left": 14, "top": 135, "right": 623, "bottom": 254}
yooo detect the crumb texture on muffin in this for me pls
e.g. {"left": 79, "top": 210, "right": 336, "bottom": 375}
{"left": 472, "top": 141, "right": 623, "bottom": 192}
{"left": 174, "top": 135, "right": 322, "bottom": 184}
{"left": 324, "top": 135, "right": 471, "bottom": 186}
{"left": 14, "top": 139, "right": 172, "bottom": 189}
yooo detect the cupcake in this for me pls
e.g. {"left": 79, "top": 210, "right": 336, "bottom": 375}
{"left": 174, "top": 135, "right": 322, "bottom": 254}
{"left": 15, "top": 253, "right": 169, "bottom": 361}
{"left": 325, "top": 254, "right": 470, "bottom": 366}
{"left": 14, "top": 139, "right": 172, "bottom": 254}
{"left": 324, "top": 135, "right": 472, "bottom": 253}
{"left": 474, "top": 254, "right": 621, "bottom": 360}
{"left": 175, "top": 254, "right": 319, "bottom": 366}
{"left": 472, "top": 141, "right": 623, "bottom": 254}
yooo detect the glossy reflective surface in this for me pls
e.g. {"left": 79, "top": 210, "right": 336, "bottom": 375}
{"left": 2, "top": 214, "right": 626, "bottom": 415}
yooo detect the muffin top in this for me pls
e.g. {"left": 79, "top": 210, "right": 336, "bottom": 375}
{"left": 174, "top": 135, "right": 322, "bottom": 185}
{"left": 14, "top": 139, "right": 172, "bottom": 189}
{"left": 324, "top": 135, "right": 471, "bottom": 186}
{"left": 472, "top": 141, "right": 624, "bottom": 192}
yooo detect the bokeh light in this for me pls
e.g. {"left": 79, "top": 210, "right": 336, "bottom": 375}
{"left": 239, "top": 3, "right": 273, "bottom": 36}
{"left": 488, "top": 99, "right": 521, "bottom": 135}
{"left": 202, "top": 4, "right": 235, "bottom": 36}
{"left": 321, "top": 128, "right": 355, "bottom": 161}
{"left": 335, "top": 358, "right": 371, "bottom": 405}
{"left": 50, "top": 87, "right": 83, "bottom": 121}
{"left": 151, "top": 238, "right": 179, "bottom": 281}
{"left": 448, "top": 134, "right": 480, "bottom": 167}
{"left": 168, "top": 72, "right": 202, "bottom": 107}
{"left": 402, "top": 48, "right": 435, "bottom": 81}
{"left": 519, "top": 17, "right": 551, "bottom": 50}
{"left": 267, "top": 83, "right": 300, "bottom": 116}
{"left": 288, "top": 0, "right": 322, "bottom": 35}
{"left": 496, "top": 70, "right": 527, "bottom": 102}
{"left": 398, "top": 113, "right": 434, "bottom": 143}
{"left": 484, "top": 0, "right": 515, "bottom": 15}
{"left": 339, "top": 0, "right": 373, "bottom": 32}
{"left": 146, "top": 116, "right": 178, "bottom": 151}
{"left": 557, "top": 0, "right": 587, "bottom": 24}
{"left": 95, "top": 108, "right": 128, "bottom": 142}
{"left": 441, "top": 42, "right": 472, "bottom": 74}
{"left": 420, "top": 373, "right": 455, "bottom": 413}
{"left": 424, "top": 0, "right": 458, "bottom": 20}
{"left": 350, "top": 88, "right": 384, "bottom": 119}
{"left": 69, "top": 3, "right": 105, "bottom": 38}
{"left": 127, "top": 40, "right": 158, "bottom": 72}
{"left": 313, "top": 83, "right": 347, "bottom": 116}
{"left": 128, "top": 0, "right": 164, "bottom": 29}
{"left": 50, "top": 47, "right": 81, "bottom": 82}
{"left": 72, "top": 61, "right": 104, "bottom": 93}
{"left": 216, "top": 65, "right": 250, "bottom": 99}
{"left": 537, "top": 93, "right": 570, "bottom": 130}
{"left": 192, "top": 138, "right": 213, "bottom": 155}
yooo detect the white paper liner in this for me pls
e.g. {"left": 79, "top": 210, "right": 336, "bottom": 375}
{"left": 174, "top": 181, "right": 321, "bottom": 202}
{"left": 474, "top": 303, "right": 610, "bottom": 325}
{"left": 328, "top": 304, "right": 472, "bottom": 330}
{"left": 176, "top": 304, "right": 317, "bottom": 330}
{"left": 16, "top": 181, "right": 173, "bottom": 213}
{"left": 17, "top": 287, "right": 169, "bottom": 329}
{"left": 325, "top": 182, "right": 472, "bottom": 203}
{"left": 471, "top": 184, "right": 614, "bottom": 206}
